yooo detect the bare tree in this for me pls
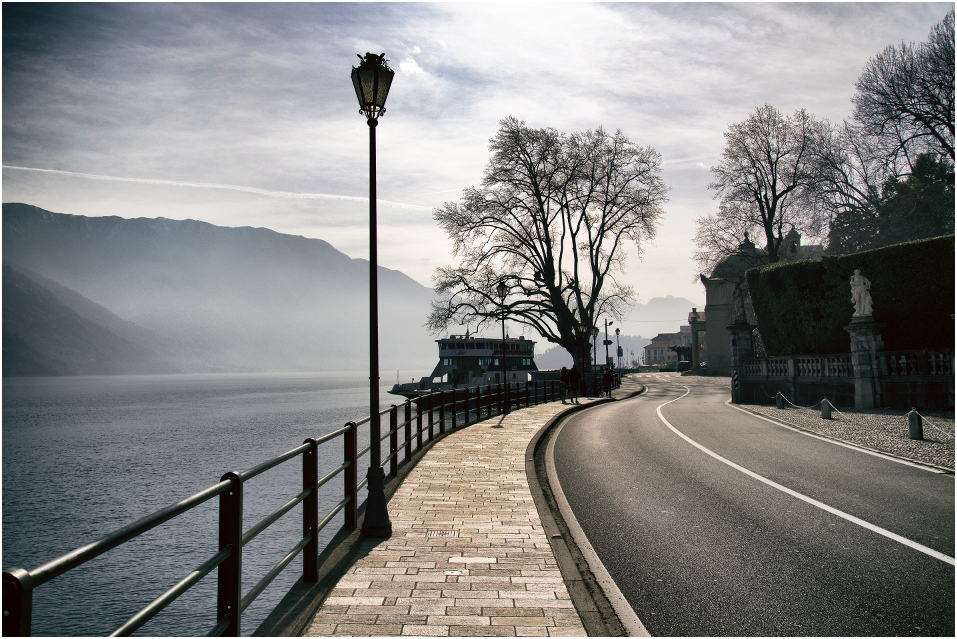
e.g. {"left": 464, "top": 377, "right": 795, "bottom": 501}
{"left": 853, "top": 9, "right": 955, "bottom": 165}
{"left": 696, "top": 104, "right": 831, "bottom": 276}
{"left": 428, "top": 117, "right": 667, "bottom": 368}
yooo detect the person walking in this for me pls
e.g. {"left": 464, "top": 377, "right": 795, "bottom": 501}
{"left": 602, "top": 367, "right": 613, "bottom": 397}
{"left": 568, "top": 364, "right": 581, "bottom": 404}
{"left": 559, "top": 366, "right": 569, "bottom": 403}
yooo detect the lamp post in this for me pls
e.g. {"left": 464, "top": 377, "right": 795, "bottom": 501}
{"left": 615, "top": 327, "right": 621, "bottom": 369}
{"left": 497, "top": 279, "right": 510, "bottom": 415}
{"left": 604, "top": 319, "right": 613, "bottom": 369}
{"left": 579, "top": 320, "right": 589, "bottom": 397}
{"left": 352, "top": 52, "right": 394, "bottom": 539}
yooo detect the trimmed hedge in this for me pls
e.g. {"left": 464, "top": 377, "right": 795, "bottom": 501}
{"left": 746, "top": 235, "right": 955, "bottom": 356}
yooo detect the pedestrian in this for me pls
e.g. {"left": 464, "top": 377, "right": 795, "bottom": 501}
{"left": 559, "top": 366, "right": 569, "bottom": 403}
{"left": 602, "top": 367, "right": 613, "bottom": 397}
{"left": 568, "top": 364, "right": 581, "bottom": 404}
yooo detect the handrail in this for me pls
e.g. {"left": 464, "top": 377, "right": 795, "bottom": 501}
{"left": 1, "top": 377, "right": 597, "bottom": 636}
{"left": 30, "top": 478, "right": 232, "bottom": 587}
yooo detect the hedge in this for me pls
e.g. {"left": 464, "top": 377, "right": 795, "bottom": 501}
{"left": 746, "top": 235, "right": 955, "bottom": 356}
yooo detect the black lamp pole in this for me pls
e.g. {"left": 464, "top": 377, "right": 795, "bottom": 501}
{"left": 352, "top": 52, "right": 394, "bottom": 538}
{"left": 615, "top": 327, "right": 621, "bottom": 369}
{"left": 579, "top": 320, "right": 588, "bottom": 396}
{"left": 497, "top": 280, "right": 509, "bottom": 415}
{"left": 604, "top": 319, "right": 613, "bottom": 369}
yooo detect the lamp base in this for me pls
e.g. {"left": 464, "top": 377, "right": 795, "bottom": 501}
{"left": 361, "top": 466, "right": 393, "bottom": 538}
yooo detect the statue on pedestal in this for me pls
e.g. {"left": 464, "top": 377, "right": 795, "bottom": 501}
{"left": 850, "top": 269, "right": 873, "bottom": 318}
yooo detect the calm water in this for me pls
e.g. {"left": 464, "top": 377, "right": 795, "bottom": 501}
{"left": 2, "top": 372, "right": 424, "bottom": 636}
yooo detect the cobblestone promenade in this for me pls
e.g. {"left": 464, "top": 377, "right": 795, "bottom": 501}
{"left": 302, "top": 395, "right": 615, "bottom": 637}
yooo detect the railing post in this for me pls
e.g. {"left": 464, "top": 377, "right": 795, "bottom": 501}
{"left": 462, "top": 389, "right": 469, "bottom": 426}
{"left": 428, "top": 392, "right": 435, "bottom": 441}
{"left": 344, "top": 422, "right": 358, "bottom": 530}
{"left": 451, "top": 389, "right": 458, "bottom": 429}
{"left": 389, "top": 406, "right": 398, "bottom": 477}
{"left": 302, "top": 438, "right": 319, "bottom": 583}
{"left": 415, "top": 398, "right": 423, "bottom": 450}
{"left": 218, "top": 471, "right": 243, "bottom": 637}
{"left": 497, "top": 383, "right": 503, "bottom": 415}
{"left": 404, "top": 400, "right": 413, "bottom": 462}
{"left": 3, "top": 568, "right": 33, "bottom": 637}
{"left": 439, "top": 390, "right": 446, "bottom": 434}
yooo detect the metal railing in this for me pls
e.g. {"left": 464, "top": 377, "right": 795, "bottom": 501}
{"left": 2, "top": 379, "right": 566, "bottom": 637}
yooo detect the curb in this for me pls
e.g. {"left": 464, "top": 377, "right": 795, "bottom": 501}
{"left": 525, "top": 386, "right": 646, "bottom": 637}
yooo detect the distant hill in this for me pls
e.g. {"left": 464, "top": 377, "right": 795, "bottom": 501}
{"left": 3, "top": 263, "right": 178, "bottom": 376}
{"left": 535, "top": 334, "right": 652, "bottom": 370}
{"left": 2, "top": 203, "right": 439, "bottom": 375}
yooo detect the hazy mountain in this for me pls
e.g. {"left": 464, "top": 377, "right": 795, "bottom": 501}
{"left": 630, "top": 295, "right": 702, "bottom": 331}
{"left": 3, "top": 263, "right": 179, "bottom": 376}
{"left": 535, "top": 334, "right": 652, "bottom": 370}
{"left": 2, "top": 203, "right": 439, "bottom": 374}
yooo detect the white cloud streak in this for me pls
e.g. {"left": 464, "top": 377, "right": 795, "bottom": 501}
{"left": 2, "top": 165, "right": 431, "bottom": 211}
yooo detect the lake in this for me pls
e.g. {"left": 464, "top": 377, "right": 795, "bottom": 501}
{"left": 2, "top": 371, "right": 426, "bottom": 636}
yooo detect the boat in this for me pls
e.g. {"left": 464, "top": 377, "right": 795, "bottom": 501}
{"left": 389, "top": 334, "right": 539, "bottom": 399}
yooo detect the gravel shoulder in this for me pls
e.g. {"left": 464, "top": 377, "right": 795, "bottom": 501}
{"left": 687, "top": 374, "right": 955, "bottom": 472}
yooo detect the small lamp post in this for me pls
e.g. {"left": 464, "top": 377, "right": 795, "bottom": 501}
{"left": 497, "top": 279, "right": 510, "bottom": 415}
{"left": 615, "top": 327, "right": 621, "bottom": 369}
{"left": 352, "top": 52, "right": 394, "bottom": 539}
{"left": 604, "top": 319, "right": 613, "bottom": 369}
{"left": 579, "top": 320, "right": 589, "bottom": 397}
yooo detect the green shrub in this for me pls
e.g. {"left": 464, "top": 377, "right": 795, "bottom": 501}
{"left": 747, "top": 235, "right": 954, "bottom": 355}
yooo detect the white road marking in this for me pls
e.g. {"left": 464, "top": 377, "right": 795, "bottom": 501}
{"left": 656, "top": 384, "right": 956, "bottom": 567}
{"left": 725, "top": 398, "right": 950, "bottom": 474}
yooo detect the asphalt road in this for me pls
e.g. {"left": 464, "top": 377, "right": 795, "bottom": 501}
{"left": 550, "top": 373, "right": 955, "bottom": 636}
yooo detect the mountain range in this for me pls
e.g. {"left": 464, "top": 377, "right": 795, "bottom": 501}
{"left": 3, "top": 203, "right": 439, "bottom": 376}
{"left": 3, "top": 203, "right": 700, "bottom": 378}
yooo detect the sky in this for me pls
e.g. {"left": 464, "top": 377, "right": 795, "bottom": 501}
{"left": 2, "top": 1, "right": 951, "bottom": 337}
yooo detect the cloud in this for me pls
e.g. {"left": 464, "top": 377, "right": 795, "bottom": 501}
{"left": 2, "top": 165, "right": 431, "bottom": 211}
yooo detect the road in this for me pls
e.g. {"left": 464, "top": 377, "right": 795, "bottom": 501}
{"left": 550, "top": 373, "right": 955, "bottom": 636}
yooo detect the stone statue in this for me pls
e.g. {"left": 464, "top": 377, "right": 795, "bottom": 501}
{"left": 850, "top": 269, "right": 873, "bottom": 317}
{"left": 731, "top": 282, "right": 747, "bottom": 323}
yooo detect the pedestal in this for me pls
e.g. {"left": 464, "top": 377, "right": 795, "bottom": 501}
{"left": 845, "top": 318, "right": 886, "bottom": 409}
{"left": 728, "top": 321, "right": 754, "bottom": 404}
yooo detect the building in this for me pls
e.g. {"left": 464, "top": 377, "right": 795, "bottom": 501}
{"left": 699, "top": 230, "right": 822, "bottom": 375}
{"left": 644, "top": 326, "right": 693, "bottom": 365}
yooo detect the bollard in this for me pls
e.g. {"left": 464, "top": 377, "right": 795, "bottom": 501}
{"left": 775, "top": 391, "right": 784, "bottom": 409}
{"left": 908, "top": 409, "right": 923, "bottom": 440}
{"left": 821, "top": 399, "right": 832, "bottom": 420}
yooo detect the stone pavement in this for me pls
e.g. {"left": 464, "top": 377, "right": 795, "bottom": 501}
{"left": 301, "top": 394, "right": 613, "bottom": 637}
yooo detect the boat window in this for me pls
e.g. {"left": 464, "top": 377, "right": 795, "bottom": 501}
{"left": 467, "top": 342, "right": 474, "bottom": 349}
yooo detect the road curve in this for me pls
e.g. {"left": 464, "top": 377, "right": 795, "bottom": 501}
{"left": 549, "top": 373, "right": 955, "bottom": 636}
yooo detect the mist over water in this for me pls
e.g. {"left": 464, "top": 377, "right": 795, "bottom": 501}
{"left": 2, "top": 371, "right": 427, "bottom": 636}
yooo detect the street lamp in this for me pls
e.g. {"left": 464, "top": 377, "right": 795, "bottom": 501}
{"left": 497, "top": 279, "right": 510, "bottom": 415}
{"left": 579, "top": 320, "right": 589, "bottom": 398}
{"left": 604, "top": 319, "right": 613, "bottom": 369}
{"left": 352, "top": 52, "right": 394, "bottom": 539}
{"left": 615, "top": 327, "right": 621, "bottom": 369}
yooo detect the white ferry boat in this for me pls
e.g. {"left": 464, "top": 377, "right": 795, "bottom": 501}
{"left": 389, "top": 334, "right": 538, "bottom": 399}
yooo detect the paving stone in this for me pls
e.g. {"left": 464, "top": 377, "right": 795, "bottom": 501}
{"left": 300, "top": 401, "right": 597, "bottom": 637}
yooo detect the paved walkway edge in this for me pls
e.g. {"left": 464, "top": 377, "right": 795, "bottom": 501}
{"left": 254, "top": 424, "right": 463, "bottom": 637}
{"left": 526, "top": 390, "right": 651, "bottom": 637}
